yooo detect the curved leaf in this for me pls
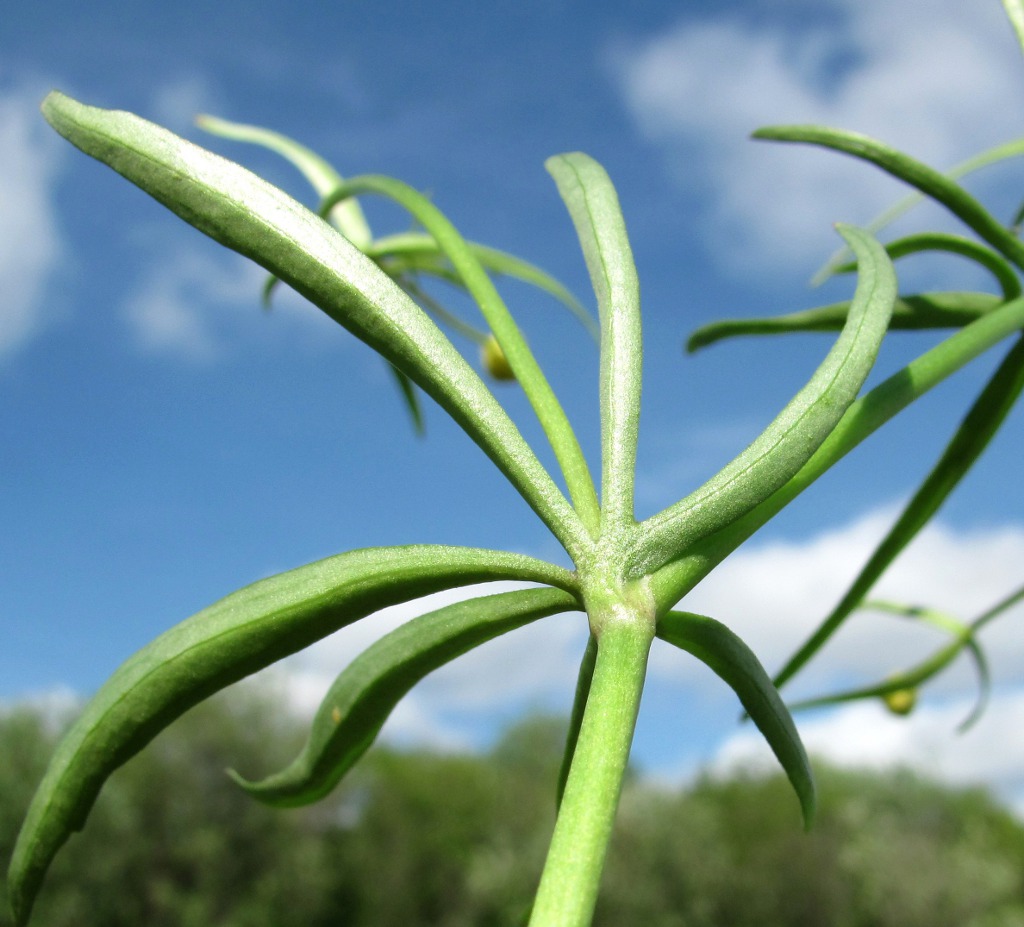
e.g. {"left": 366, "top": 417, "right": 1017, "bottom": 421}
{"left": 834, "top": 233, "right": 1021, "bottom": 301}
{"left": 386, "top": 363, "right": 425, "bottom": 435}
{"left": 546, "top": 153, "right": 643, "bottom": 530}
{"left": 754, "top": 125, "right": 1024, "bottom": 270}
{"left": 656, "top": 610, "right": 814, "bottom": 828}
{"left": 8, "top": 544, "right": 576, "bottom": 926}
{"left": 772, "top": 333, "right": 1024, "bottom": 691}
{"left": 236, "top": 586, "right": 579, "bottom": 806}
{"left": 41, "top": 92, "right": 590, "bottom": 560}
{"left": 686, "top": 291, "right": 1001, "bottom": 352}
{"left": 367, "top": 232, "right": 599, "bottom": 341}
{"left": 636, "top": 225, "right": 895, "bottom": 575}
{"left": 810, "top": 137, "right": 1024, "bottom": 285}
{"left": 1004, "top": 0, "right": 1024, "bottom": 55}
{"left": 653, "top": 295, "right": 1024, "bottom": 611}
{"left": 321, "top": 174, "right": 601, "bottom": 532}
{"left": 785, "top": 599, "right": 995, "bottom": 732}
{"left": 195, "top": 113, "right": 373, "bottom": 248}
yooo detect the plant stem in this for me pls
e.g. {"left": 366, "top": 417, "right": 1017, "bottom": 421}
{"left": 529, "top": 615, "right": 652, "bottom": 927}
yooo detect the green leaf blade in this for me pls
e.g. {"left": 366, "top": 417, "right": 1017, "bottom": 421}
{"left": 686, "top": 291, "right": 1002, "bottom": 352}
{"left": 236, "top": 586, "right": 579, "bottom": 807}
{"left": 754, "top": 125, "right": 1024, "bottom": 270}
{"left": 657, "top": 610, "right": 815, "bottom": 828}
{"left": 809, "top": 136, "right": 1024, "bottom": 285}
{"left": 546, "top": 153, "right": 643, "bottom": 530}
{"left": 772, "top": 333, "right": 1024, "bottom": 692}
{"left": 321, "top": 173, "right": 601, "bottom": 534}
{"left": 8, "top": 544, "right": 575, "bottom": 926}
{"left": 638, "top": 225, "right": 896, "bottom": 575}
{"left": 41, "top": 91, "right": 589, "bottom": 559}
{"left": 653, "top": 296, "right": 1024, "bottom": 612}
{"left": 195, "top": 113, "right": 373, "bottom": 249}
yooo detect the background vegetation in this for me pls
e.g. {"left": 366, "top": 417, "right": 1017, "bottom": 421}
{"left": 3, "top": 691, "right": 1022, "bottom": 927}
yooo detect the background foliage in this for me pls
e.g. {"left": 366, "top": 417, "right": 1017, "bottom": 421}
{"left": 3, "top": 690, "right": 1022, "bottom": 927}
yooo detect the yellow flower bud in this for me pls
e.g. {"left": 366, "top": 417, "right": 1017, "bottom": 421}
{"left": 882, "top": 687, "right": 916, "bottom": 716}
{"left": 481, "top": 335, "right": 515, "bottom": 381}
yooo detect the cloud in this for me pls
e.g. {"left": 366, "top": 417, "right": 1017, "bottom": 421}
{"left": 255, "top": 505, "right": 1024, "bottom": 793}
{"left": 150, "top": 75, "right": 224, "bottom": 136}
{"left": 0, "top": 83, "right": 64, "bottom": 359}
{"left": 709, "top": 689, "right": 1024, "bottom": 813}
{"left": 609, "top": 0, "right": 1022, "bottom": 274}
{"left": 263, "top": 581, "right": 589, "bottom": 752}
{"left": 653, "top": 506, "right": 1024, "bottom": 700}
{"left": 122, "top": 243, "right": 340, "bottom": 360}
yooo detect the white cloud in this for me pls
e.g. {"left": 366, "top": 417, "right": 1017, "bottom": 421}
{"left": 122, "top": 243, "right": 338, "bottom": 360}
{"left": 150, "top": 76, "right": 224, "bottom": 136}
{"left": 251, "top": 505, "right": 1024, "bottom": 801}
{"left": 0, "top": 83, "right": 63, "bottom": 358}
{"left": 610, "top": 0, "right": 1023, "bottom": 273}
{"left": 263, "top": 581, "right": 589, "bottom": 752}
{"left": 710, "top": 689, "right": 1024, "bottom": 813}
{"left": 655, "top": 506, "right": 1024, "bottom": 699}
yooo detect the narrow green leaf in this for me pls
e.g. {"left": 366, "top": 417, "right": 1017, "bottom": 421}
{"left": 810, "top": 137, "right": 1024, "bottom": 286}
{"left": 834, "top": 233, "right": 1021, "bottom": 301}
{"left": 196, "top": 113, "right": 373, "bottom": 249}
{"left": 785, "top": 600, "right": 992, "bottom": 732}
{"left": 321, "top": 175, "right": 601, "bottom": 534}
{"left": 41, "top": 92, "right": 590, "bottom": 560}
{"left": 235, "top": 586, "right": 579, "bottom": 806}
{"left": 652, "top": 296, "right": 1024, "bottom": 612}
{"left": 546, "top": 153, "right": 643, "bottom": 531}
{"left": 557, "top": 634, "right": 598, "bottom": 808}
{"left": 367, "top": 232, "right": 599, "bottom": 341}
{"left": 386, "top": 363, "right": 425, "bottom": 435}
{"left": 636, "top": 225, "right": 895, "bottom": 576}
{"left": 1003, "top": 0, "right": 1024, "bottom": 57}
{"left": 772, "top": 333, "right": 1024, "bottom": 692}
{"left": 7, "top": 545, "right": 576, "bottom": 926}
{"left": 686, "top": 291, "right": 1001, "bottom": 352}
{"left": 754, "top": 125, "right": 1024, "bottom": 270}
{"left": 656, "top": 610, "right": 815, "bottom": 828}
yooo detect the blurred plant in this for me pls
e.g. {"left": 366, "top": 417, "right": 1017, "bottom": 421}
{"left": 9, "top": 4, "right": 1024, "bottom": 926}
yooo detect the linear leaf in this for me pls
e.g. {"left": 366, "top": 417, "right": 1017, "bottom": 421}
{"left": 636, "top": 225, "right": 895, "bottom": 575}
{"left": 41, "top": 92, "right": 589, "bottom": 559}
{"left": 754, "top": 125, "right": 1024, "bottom": 270}
{"left": 321, "top": 175, "right": 601, "bottom": 533}
{"left": 367, "top": 232, "right": 599, "bottom": 341}
{"left": 834, "top": 233, "right": 1021, "bottom": 301}
{"left": 1003, "top": 0, "right": 1024, "bottom": 56}
{"left": 235, "top": 586, "right": 579, "bottom": 806}
{"left": 546, "top": 153, "right": 643, "bottom": 530}
{"left": 386, "top": 363, "right": 425, "bottom": 435}
{"left": 8, "top": 545, "right": 575, "bottom": 926}
{"left": 657, "top": 610, "right": 814, "bottom": 828}
{"left": 652, "top": 296, "right": 1024, "bottom": 611}
{"left": 786, "top": 600, "right": 994, "bottom": 732}
{"left": 195, "top": 113, "right": 373, "bottom": 248}
{"left": 810, "top": 137, "right": 1024, "bottom": 285}
{"left": 687, "top": 291, "right": 1001, "bottom": 352}
{"left": 772, "top": 333, "right": 1024, "bottom": 691}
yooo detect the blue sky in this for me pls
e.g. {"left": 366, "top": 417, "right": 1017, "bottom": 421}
{"left": 4, "top": 0, "right": 1024, "bottom": 816}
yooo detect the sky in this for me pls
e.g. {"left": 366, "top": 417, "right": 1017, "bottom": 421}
{"left": 3, "top": 0, "right": 1024, "bottom": 823}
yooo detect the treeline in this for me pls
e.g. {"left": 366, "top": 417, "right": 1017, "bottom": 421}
{"left": 2, "top": 689, "right": 1023, "bottom": 927}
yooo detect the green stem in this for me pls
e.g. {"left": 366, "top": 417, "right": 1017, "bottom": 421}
{"left": 529, "top": 616, "right": 652, "bottom": 927}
